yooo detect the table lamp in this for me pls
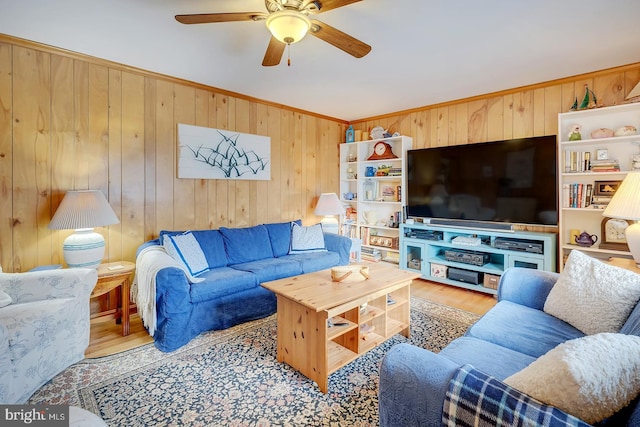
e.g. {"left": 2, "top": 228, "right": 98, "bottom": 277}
{"left": 48, "top": 190, "right": 120, "bottom": 268}
{"left": 603, "top": 172, "right": 640, "bottom": 266}
{"left": 314, "top": 193, "right": 344, "bottom": 234}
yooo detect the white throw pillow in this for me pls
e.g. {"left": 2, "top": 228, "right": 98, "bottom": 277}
{"left": 288, "top": 223, "right": 327, "bottom": 254}
{"left": 544, "top": 250, "right": 640, "bottom": 335}
{"left": 504, "top": 333, "right": 640, "bottom": 424}
{"left": 163, "top": 232, "right": 209, "bottom": 276}
{"left": 0, "top": 290, "right": 11, "bottom": 308}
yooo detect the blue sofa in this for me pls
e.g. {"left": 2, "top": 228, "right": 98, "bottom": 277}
{"left": 135, "top": 221, "right": 351, "bottom": 352}
{"left": 379, "top": 267, "right": 640, "bottom": 426}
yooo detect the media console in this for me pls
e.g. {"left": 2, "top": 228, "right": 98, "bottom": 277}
{"left": 399, "top": 223, "right": 557, "bottom": 295}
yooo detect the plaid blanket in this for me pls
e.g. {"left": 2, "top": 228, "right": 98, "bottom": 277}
{"left": 443, "top": 364, "right": 592, "bottom": 427}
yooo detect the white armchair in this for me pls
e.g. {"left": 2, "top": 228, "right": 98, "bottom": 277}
{"left": 0, "top": 268, "right": 97, "bottom": 403}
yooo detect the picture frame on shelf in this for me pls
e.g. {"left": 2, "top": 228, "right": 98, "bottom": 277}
{"left": 379, "top": 184, "right": 398, "bottom": 202}
{"left": 593, "top": 180, "right": 622, "bottom": 197}
{"left": 596, "top": 148, "right": 608, "bottom": 160}
{"left": 599, "top": 217, "right": 631, "bottom": 251}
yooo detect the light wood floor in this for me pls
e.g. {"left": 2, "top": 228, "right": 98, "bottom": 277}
{"left": 86, "top": 278, "right": 497, "bottom": 358}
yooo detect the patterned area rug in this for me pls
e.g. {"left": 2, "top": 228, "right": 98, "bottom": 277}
{"left": 30, "top": 298, "right": 480, "bottom": 426}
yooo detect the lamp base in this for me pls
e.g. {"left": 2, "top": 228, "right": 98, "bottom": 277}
{"left": 63, "top": 229, "right": 105, "bottom": 269}
{"left": 320, "top": 216, "right": 339, "bottom": 235}
{"left": 626, "top": 223, "right": 640, "bottom": 267}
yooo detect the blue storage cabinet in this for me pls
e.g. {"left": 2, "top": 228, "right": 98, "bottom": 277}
{"left": 400, "top": 223, "right": 556, "bottom": 295}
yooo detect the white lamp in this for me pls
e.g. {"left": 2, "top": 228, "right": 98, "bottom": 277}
{"left": 49, "top": 190, "right": 120, "bottom": 269}
{"left": 602, "top": 172, "right": 640, "bottom": 266}
{"left": 265, "top": 10, "right": 311, "bottom": 44}
{"left": 315, "top": 193, "right": 345, "bottom": 235}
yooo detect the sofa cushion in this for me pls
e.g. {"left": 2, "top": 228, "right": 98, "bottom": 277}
{"left": 544, "top": 250, "right": 640, "bottom": 335}
{"left": 220, "top": 225, "right": 274, "bottom": 265}
{"left": 190, "top": 230, "right": 228, "bottom": 269}
{"left": 444, "top": 364, "right": 591, "bottom": 427}
{"left": 0, "top": 290, "right": 11, "bottom": 308}
{"left": 163, "top": 232, "right": 210, "bottom": 276}
{"left": 465, "top": 300, "right": 584, "bottom": 359}
{"left": 288, "top": 223, "right": 327, "bottom": 254}
{"left": 189, "top": 268, "right": 259, "bottom": 303}
{"left": 281, "top": 252, "right": 341, "bottom": 274}
{"left": 0, "top": 298, "right": 75, "bottom": 360}
{"left": 621, "top": 302, "right": 640, "bottom": 336}
{"left": 504, "top": 333, "right": 640, "bottom": 424}
{"left": 230, "top": 258, "right": 303, "bottom": 283}
{"left": 159, "top": 230, "right": 228, "bottom": 269}
{"left": 263, "top": 220, "right": 302, "bottom": 257}
{"left": 439, "top": 336, "right": 536, "bottom": 380}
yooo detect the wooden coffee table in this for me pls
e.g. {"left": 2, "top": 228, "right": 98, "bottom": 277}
{"left": 262, "top": 263, "right": 420, "bottom": 393}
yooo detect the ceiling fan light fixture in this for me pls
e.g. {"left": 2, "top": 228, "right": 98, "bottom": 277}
{"left": 265, "top": 10, "right": 311, "bottom": 44}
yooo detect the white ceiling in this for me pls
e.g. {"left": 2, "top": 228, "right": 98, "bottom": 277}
{"left": 2, "top": 0, "right": 640, "bottom": 121}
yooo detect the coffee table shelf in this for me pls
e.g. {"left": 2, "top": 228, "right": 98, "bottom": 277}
{"left": 262, "top": 263, "right": 420, "bottom": 392}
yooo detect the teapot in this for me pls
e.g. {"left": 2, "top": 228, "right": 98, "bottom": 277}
{"left": 575, "top": 231, "right": 598, "bottom": 247}
{"left": 363, "top": 210, "right": 378, "bottom": 225}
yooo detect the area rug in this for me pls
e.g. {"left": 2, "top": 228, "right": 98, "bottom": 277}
{"left": 29, "top": 298, "right": 480, "bottom": 426}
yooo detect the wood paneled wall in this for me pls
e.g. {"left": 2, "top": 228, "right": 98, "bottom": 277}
{"left": 0, "top": 37, "right": 344, "bottom": 272}
{"left": 351, "top": 63, "right": 640, "bottom": 233}
{"left": 1, "top": 34, "right": 639, "bottom": 272}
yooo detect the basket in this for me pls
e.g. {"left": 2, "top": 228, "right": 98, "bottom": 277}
{"left": 331, "top": 265, "right": 370, "bottom": 283}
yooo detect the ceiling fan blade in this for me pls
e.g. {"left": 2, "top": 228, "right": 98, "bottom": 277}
{"left": 309, "top": 19, "right": 371, "bottom": 58}
{"left": 309, "top": 0, "right": 362, "bottom": 13}
{"left": 262, "top": 36, "right": 286, "bottom": 66}
{"left": 175, "top": 12, "right": 266, "bottom": 24}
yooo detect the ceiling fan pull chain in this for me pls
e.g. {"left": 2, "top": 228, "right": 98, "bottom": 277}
{"left": 287, "top": 43, "right": 291, "bottom": 67}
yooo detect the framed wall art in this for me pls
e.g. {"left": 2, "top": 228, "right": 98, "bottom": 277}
{"left": 593, "top": 180, "right": 621, "bottom": 197}
{"left": 177, "top": 124, "right": 271, "bottom": 180}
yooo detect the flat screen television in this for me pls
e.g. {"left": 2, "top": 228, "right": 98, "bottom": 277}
{"left": 406, "top": 135, "right": 557, "bottom": 228}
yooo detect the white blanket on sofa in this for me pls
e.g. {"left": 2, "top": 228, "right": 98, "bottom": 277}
{"left": 132, "top": 245, "right": 204, "bottom": 337}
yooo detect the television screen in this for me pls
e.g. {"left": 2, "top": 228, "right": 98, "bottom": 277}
{"left": 406, "top": 136, "right": 557, "bottom": 226}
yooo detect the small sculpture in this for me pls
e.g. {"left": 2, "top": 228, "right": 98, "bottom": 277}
{"left": 579, "top": 85, "right": 598, "bottom": 110}
{"left": 614, "top": 125, "right": 637, "bottom": 137}
{"left": 370, "top": 126, "right": 385, "bottom": 139}
{"left": 568, "top": 124, "right": 582, "bottom": 141}
{"left": 575, "top": 231, "right": 598, "bottom": 247}
{"left": 590, "top": 128, "right": 614, "bottom": 139}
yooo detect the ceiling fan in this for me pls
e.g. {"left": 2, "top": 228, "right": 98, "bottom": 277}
{"left": 175, "top": 0, "right": 371, "bottom": 66}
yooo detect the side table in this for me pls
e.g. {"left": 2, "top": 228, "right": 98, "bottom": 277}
{"left": 93, "top": 261, "right": 136, "bottom": 336}
{"left": 606, "top": 257, "right": 640, "bottom": 273}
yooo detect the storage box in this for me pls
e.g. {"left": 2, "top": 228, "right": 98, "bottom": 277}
{"left": 369, "top": 235, "right": 399, "bottom": 249}
{"left": 430, "top": 263, "right": 448, "bottom": 279}
{"left": 407, "top": 258, "right": 421, "bottom": 270}
{"left": 483, "top": 273, "right": 501, "bottom": 290}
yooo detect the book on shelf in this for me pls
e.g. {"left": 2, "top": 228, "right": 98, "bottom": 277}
{"left": 361, "top": 246, "right": 381, "bottom": 260}
{"left": 563, "top": 150, "right": 592, "bottom": 172}
{"left": 589, "top": 159, "right": 620, "bottom": 172}
{"left": 383, "top": 252, "right": 400, "bottom": 264}
{"left": 563, "top": 183, "right": 593, "bottom": 208}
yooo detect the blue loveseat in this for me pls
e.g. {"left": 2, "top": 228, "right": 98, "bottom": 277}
{"left": 135, "top": 221, "right": 351, "bottom": 352}
{"left": 379, "top": 264, "right": 640, "bottom": 426}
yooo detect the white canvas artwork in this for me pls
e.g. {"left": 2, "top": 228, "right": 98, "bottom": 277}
{"left": 177, "top": 124, "right": 271, "bottom": 180}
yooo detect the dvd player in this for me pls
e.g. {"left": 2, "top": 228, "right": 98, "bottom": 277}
{"left": 494, "top": 238, "right": 543, "bottom": 254}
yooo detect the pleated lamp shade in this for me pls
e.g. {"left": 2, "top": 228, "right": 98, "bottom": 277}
{"left": 49, "top": 190, "right": 119, "bottom": 268}
{"left": 603, "top": 172, "right": 640, "bottom": 266}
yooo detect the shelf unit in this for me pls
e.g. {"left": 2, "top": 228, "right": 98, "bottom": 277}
{"left": 400, "top": 223, "right": 556, "bottom": 295}
{"left": 262, "top": 263, "right": 419, "bottom": 393}
{"left": 558, "top": 103, "right": 640, "bottom": 268}
{"left": 325, "top": 281, "right": 410, "bottom": 373}
{"left": 339, "top": 136, "right": 413, "bottom": 263}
